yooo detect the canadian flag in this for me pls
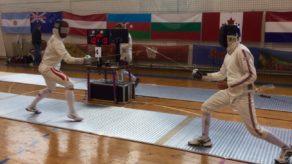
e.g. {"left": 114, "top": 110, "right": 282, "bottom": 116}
{"left": 202, "top": 12, "right": 263, "bottom": 42}
{"left": 63, "top": 12, "right": 107, "bottom": 36}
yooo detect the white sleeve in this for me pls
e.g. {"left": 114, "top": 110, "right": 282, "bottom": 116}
{"left": 202, "top": 56, "right": 227, "bottom": 82}
{"left": 54, "top": 40, "right": 84, "bottom": 64}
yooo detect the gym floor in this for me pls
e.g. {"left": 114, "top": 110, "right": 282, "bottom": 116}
{"left": 0, "top": 63, "right": 291, "bottom": 164}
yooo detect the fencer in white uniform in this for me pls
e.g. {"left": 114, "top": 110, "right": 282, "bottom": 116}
{"left": 115, "top": 23, "right": 139, "bottom": 87}
{"left": 26, "top": 20, "right": 91, "bottom": 122}
{"left": 188, "top": 24, "right": 291, "bottom": 164}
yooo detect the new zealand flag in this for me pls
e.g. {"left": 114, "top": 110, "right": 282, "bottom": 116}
{"left": 30, "top": 12, "right": 63, "bottom": 33}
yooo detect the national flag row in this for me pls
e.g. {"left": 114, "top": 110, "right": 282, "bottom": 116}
{"left": 1, "top": 11, "right": 292, "bottom": 43}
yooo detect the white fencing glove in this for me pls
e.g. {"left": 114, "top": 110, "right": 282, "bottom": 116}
{"left": 83, "top": 55, "right": 92, "bottom": 65}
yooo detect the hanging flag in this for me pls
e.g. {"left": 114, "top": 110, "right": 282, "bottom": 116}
{"left": 151, "top": 13, "right": 202, "bottom": 41}
{"left": 202, "top": 12, "right": 263, "bottom": 42}
{"left": 1, "top": 12, "right": 31, "bottom": 34}
{"left": 107, "top": 13, "right": 151, "bottom": 40}
{"left": 63, "top": 12, "right": 107, "bottom": 36}
{"left": 265, "top": 11, "right": 292, "bottom": 43}
{"left": 30, "top": 12, "right": 62, "bottom": 33}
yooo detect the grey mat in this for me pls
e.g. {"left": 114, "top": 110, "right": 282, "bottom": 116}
{"left": 0, "top": 73, "right": 291, "bottom": 112}
{"left": 165, "top": 118, "right": 292, "bottom": 164}
{"left": 0, "top": 92, "right": 291, "bottom": 164}
{"left": 136, "top": 84, "right": 292, "bottom": 113}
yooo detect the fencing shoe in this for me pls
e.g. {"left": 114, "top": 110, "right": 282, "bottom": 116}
{"left": 275, "top": 145, "right": 292, "bottom": 164}
{"left": 67, "top": 113, "right": 83, "bottom": 122}
{"left": 25, "top": 106, "right": 41, "bottom": 114}
{"left": 188, "top": 136, "right": 213, "bottom": 147}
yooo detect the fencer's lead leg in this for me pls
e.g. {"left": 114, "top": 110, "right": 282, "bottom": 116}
{"left": 202, "top": 111, "right": 211, "bottom": 138}
{"left": 65, "top": 89, "right": 83, "bottom": 122}
{"left": 188, "top": 90, "right": 230, "bottom": 147}
{"left": 26, "top": 88, "right": 50, "bottom": 114}
{"left": 188, "top": 111, "right": 212, "bottom": 147}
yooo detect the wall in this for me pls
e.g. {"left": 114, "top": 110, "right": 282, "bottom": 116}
{"left": 0, "top": 0, "right": 292, "bottom": 59}
{"left": 0, "top": 12, "right": 6, "bottom": 57}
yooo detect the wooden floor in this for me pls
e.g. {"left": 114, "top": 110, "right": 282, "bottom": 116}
{"left": 0, "top": 64, "right": 291, "bottom": 164}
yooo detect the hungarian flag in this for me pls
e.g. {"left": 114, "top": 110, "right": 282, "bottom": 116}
{"left": 202, "top": 12, "right": 263, "bottom": 42}
{"left": 63, "top": 12, "right": 106, "bottom": 36}
{"left": 151, "top": 13, "right": 201, "bottom": 41}
{"left": 265, "top": 11, "right": 292, "bottom": 43}
{"left": 107, "top": 13, "right": 151, "bottom": 40}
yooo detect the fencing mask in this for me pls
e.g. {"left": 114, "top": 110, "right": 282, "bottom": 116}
{"left": 54, "top": 20, "right": 69, "bottom": 38}
{"left": 219, "top": 24, "right": 240, "bottom": 48}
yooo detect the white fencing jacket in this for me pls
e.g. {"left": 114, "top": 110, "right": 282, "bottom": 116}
{"left": 203, "top": 43, "right": 257, "bottom": 98}
{"left": 39, "top": 29, "right": 84, "bottom": 73}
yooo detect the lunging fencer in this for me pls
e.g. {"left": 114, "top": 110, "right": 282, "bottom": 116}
{"left": 26, "top": 20, "right": 92, "bottom": 122}
{"left": 188, "top": 24, "right": 292, "bottom": 164}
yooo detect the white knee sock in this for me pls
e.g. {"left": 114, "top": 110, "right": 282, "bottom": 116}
{"left": 202, "top": 112, "right": 211, "bottom": 138}
{"left": 65, "top": 90, "right": 76, "bottom": 114}
{"left": 29, "top": 88, "right": 50, "bottom": 108}
{"left": 264, "top": 131, "right": 289, "bottom": 148}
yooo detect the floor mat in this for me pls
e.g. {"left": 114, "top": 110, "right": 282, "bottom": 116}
{"left": 0, "top": 92, "right": 290, "bottom": 164}
{"left": 0, "top": 72, "right": 291, "bottom": 112}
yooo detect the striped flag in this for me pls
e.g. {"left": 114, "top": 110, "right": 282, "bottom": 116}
{"left": 151, "top": 13, "right": 202, "bottom": 41}
{"left": 1, "top": 12, "right": 31, "bottom": 33}
{"left": 107, "top": 13, "right": 151, "bottom": 40}
{"left": 63, "top": 12, "right": 106, "bottom": 36}
{"left": 202, "top": 12, "right": 263, "bottom": 42}
{"left": 265, "top": 11, "right": 292, "bottom": 43}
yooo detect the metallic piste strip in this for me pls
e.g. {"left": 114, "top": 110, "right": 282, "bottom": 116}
{"left": 155, "top": 116, "right": 195, "bottom": 145}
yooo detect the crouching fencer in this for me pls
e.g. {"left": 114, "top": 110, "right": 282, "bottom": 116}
{"left": 188, "top": 24, "right": 291, "bottom": 164}
{"left": 26, "top": 20, "right": 92, "bottom": 122}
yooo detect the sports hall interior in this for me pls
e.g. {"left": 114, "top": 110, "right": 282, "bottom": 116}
{"left": 0, "top": 1, "right": 291, "bottom": 164}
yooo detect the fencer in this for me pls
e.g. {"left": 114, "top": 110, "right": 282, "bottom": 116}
{"left": 115, "top": 23, "right": 139, "bottom": 87}
{"left": 188, "top": 24, "right": 292, "bottom": 164}
{"left": 26, "top": 20, "right": 92, "bottom": 122}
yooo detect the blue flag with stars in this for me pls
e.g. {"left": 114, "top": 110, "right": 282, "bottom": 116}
{"left": 30, "top": 12, "right": 63, "bottom": 33}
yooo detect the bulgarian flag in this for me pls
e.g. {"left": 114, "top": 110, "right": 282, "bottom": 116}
{"left": 202, "top": 12, "right": 263, "bottom": 42}
{"left": 265, "top": 11, "right": 292, "bottom": 43}
{"left": 107, "top": 13, "right": 151, "bottom": 40}
{"left": 63, "top": 12, "right": 107, "bottom": 36}
{"left": 151, "top": 13, "right": 202, "bottom": 41}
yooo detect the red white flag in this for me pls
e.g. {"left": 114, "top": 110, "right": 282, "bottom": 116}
{"left": 63, "top": 12, "right": 107, "bottom": 36}
{"left": 202, "top": 11, "right": 263, "bottom": 42}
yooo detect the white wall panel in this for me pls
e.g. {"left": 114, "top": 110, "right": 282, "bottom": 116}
{"left": 140, "top": 0, "right": 178, "bottom": 13}
{"left": 1, "top": 0, "right": 292, "bottom": 14}
{"left": 0, "top": 0, "right": 292, "bottom": 58}
{"left": 0, "top": 0, "right": 70, "bottom": 12}
{"left": 70, "top": 0, "right": 140, "bottom": 14}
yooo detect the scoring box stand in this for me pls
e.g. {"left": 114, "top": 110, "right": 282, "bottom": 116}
{"left": 86, "top": 28, "right": 133, "bottom": 103}
{"left": 86, "top": 65, "right": 135, "bottom": 103}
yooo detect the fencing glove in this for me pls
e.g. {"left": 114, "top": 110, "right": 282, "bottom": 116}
{"left": 83, "top": 55, "right": 92, "bottom": 65}
{"left": 192, "top": 69, "right": 206, "bottom": 80}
